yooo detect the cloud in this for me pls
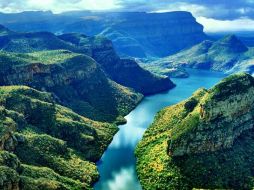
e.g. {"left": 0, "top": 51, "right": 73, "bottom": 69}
{"left": 197, "top": 16, "right": 254, "bottom": 32}
{"left": 116, "top": 0, "right": 254, "bottom": 20}
{"left": 0, "top": 0, "right": 254, "bottom": 32}
{"left": 0, "top": 0, "right": 253, "bottom": 20}
{"left": 100, "top": 166, "right": 141, "bottom": 190}
{"left": 0, "top": 0, "right": 120, "bottom": 13}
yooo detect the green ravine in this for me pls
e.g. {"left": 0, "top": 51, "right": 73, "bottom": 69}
{"left": 136, "top": 73, "right": 254, "bottom": 190}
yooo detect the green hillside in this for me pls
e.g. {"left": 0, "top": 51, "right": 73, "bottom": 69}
{"left": 0, "top": 86, "right": 119, "bottom": 189}
{"left": 0, "top": 50, "right": 143, "bottom": 123}
{"left": 146, "top": 35, "right": 254, "bottom": 76}
{"left": 136, "top": 73, "right": 254, "bottom": 189}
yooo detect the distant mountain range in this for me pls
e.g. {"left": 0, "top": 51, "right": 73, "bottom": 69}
{"left": 0, "top": 11, "right": 207, "bottom": 58}
{"left": 146, "top": 35, "right": 254, "bottom": 76}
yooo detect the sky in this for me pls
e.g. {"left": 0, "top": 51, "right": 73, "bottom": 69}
{"left": 0, "top": 0, "right": 254, "bottom": 32}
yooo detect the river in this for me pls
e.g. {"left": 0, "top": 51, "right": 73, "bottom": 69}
{"left": 94, "top": 69, "right": 226, "bottom": 190}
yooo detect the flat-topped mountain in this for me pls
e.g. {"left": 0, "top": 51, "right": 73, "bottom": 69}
{"left": 136, "top": 73, "right": 254, "bottom": 189}
{"left": 148, "top": 35, "right": 254, "bottom": 75}
{"left": 0, "top": 11, "right": 207, "bottom": 58}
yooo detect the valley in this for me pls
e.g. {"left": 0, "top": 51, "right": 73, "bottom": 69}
{"left": 0, "top": 7, "right": 253, "bottom": 190}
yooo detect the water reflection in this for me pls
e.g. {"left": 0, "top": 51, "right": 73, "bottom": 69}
{"left": 94, "top": 69, "right": 226, "bottom": 190}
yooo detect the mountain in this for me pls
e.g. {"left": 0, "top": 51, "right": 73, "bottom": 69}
{"left": 0, "top": 25, "right": 175, "bottom": 189}
{"left": 136, "top": 73, "right": 254, "bottom": 189}
{"left": 148, "top": 35, "right": 254, "bottom": 75}
{"left": 0, "top": 11, "right": 208, "bottom": 58}
{"left": 0, "top": 50, "right": 142, "bottom": 123}
{"left": 58, "top": 33, "right": 174, "bottom": 95}
{"left": 0, "top": 26, "right": 174, "bottom": 95}
{"left": 0, "top": 86, "right": 119, "bottom": 189}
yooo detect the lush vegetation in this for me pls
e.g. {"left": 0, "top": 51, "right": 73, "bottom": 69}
{"left": 0, "top": 49, "right": 143, "bottom": 123}
{"left": 0, "top": 85, "right": 120, "bottom": 189}
{"left": 136, "top": 73, "right": 254, "bottom": 190}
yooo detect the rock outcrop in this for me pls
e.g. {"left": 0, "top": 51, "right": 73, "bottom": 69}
{"left": 136, "top": 73, "right": 254, "bottom": 190}
{"left": 169, "top": 73, "right": 254, "bottom": 156}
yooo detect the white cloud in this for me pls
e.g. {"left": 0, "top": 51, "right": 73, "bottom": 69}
{"left": 0, "top": 0, "right": 121, "bottom": 13}
{"left": 197, "top": 16, "right": 254, "bottom": 32}
{"left": 101, "top": 167, "right": 141, "bottom": 190}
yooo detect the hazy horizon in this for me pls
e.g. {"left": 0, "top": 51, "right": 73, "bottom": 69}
{"left": 0, "top": 0, "right": 254, "bottom": 32}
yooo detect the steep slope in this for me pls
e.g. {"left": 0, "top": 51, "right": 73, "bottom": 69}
{"left": 0, "top": 11, "right": 208, "bottom": 58}
{"left": 136, "top": 73, "right": 254, "bottom": 189}
{"left": 0, "top": 26, "right": 174, "bottom": 95}
{"left": 59, "top": 33, "right": 175, "bottom": 94}
{"left": 0, "top": 86, "right": 118, "bottom": 189}
{"left": 0, "top": 50, "right": 142, "bottom": 123}
{"left": 149, "top": 35, "right": 254, "bottom": 75}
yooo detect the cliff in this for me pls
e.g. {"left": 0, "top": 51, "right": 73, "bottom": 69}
{"left": 0, "top": 11, "right": 207, "bottom": 58}
{"left": 136, "top": 73, "right": 254, "bottom": 189}
{"left": 151, "top": 35, "right": 254, "bottom": 75}
{"left": 0, "top": 86, "right": 119, "bottom": 189}
{"left": 59, "top": 33, "right": 175, "bottom": 95}
{"left": 0, "top": 26, "right": 174, "bottom": 95}
{"left": 0, "top": 50, "right": 142, "bottom": 123}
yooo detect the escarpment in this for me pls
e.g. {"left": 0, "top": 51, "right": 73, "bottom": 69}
{"left": 0, "top": 50, "right": 142, "bottom": 123}
{"left": 58, "top": 33, "right": 175, "bottom": 95}
{"left": 136, "top": 73, "right": 254, "bottom": 190}
{"left": 169, "top": 74, "right": 254, "bottom": 156}
{"left": 0, "top": 25, "right": 174, "bottom": 96}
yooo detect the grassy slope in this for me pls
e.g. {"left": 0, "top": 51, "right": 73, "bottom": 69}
{"left": 0, "top": 85, "right": 119, "bottom": 189}
{"left": 136, "top": 73, "right": 254, "bottom": 190}
{"left": 146, "top": 35, "right": 254, "bottom": 75}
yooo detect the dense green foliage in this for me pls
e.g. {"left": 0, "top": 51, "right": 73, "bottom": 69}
{"left": 0, "top": 86, "right": 120, "bottom": 189}
{"left": 136, "top": 73, "right": 254, "bottom": 190}
{"left": 0, "top": 49, "right": 143, "bottom": 123}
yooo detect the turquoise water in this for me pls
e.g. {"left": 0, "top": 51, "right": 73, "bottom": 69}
{"left": 94, "top": 69, "right": 226, "bottom": 190}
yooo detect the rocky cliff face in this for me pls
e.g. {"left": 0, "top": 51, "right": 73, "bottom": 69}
{"left": 59, "top": 33, "right": 175, "bottom": 95}
{"left": 169, "top": 73, "right": 254, "bottom": 156}
{"left": 105, "top": 11, "right": 207, "bottom": 57}
{"left": 0, "top": 50, "right": 142, "bottom": 123}
{"left": 136, "top": 73, "right": 254, "bottom": 190}
{"left": 0, "top": 11, "right": 207, "bottom": 58}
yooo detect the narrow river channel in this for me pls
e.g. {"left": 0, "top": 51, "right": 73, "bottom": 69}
{"left": 94, "top": 69, "right": 226, "bottom": 190}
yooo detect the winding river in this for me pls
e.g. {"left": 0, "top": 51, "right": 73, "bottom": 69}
{"left": 94, "top": 69, "right": 226, "bottom": 190}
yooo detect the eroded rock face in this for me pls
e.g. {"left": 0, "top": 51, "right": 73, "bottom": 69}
{"left": 58, "top": 33, "right": 175, "bottom": 95}
{"left": 169, "top": 73, "right": 254, "bottom": 156}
